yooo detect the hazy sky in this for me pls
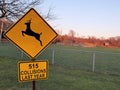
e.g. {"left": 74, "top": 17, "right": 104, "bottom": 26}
{"left": 37, "top": 0, "right": 120, "bottom": 38}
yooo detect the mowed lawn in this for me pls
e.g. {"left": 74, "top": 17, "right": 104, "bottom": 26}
{"left": 0, "top": 44, "right": 120, "bottom": 90}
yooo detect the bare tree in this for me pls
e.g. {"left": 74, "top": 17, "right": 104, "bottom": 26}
{"left": 69, "top": 30, "right": 76, "bottom": 38}
{"left": 0, "top": 0, "right": 53, "bottom": 21}
{"left": 68, "top": 30, "right": 76, "bottom": 45}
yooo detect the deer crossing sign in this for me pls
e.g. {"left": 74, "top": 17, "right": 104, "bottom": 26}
{"left": 4, "top": 8, "right": 58, "bottom": 58}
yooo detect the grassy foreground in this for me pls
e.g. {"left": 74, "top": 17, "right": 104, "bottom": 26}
{"left": 0, "top": 57, "right": 120, "bottom": 90}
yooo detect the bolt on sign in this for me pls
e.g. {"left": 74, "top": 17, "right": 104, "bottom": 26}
{"left": 18, "top": 60, "right": 48, "bottom": 82}
{"left": 4, "top": 8, "right": 58, "bottom": 58}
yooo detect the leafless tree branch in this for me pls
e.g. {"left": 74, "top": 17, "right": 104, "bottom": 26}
{"left": 0, "top": 0, "right": 53, "bottom": 21}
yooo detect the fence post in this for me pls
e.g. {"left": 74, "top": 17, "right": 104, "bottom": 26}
{"left": 92, "top": 52, "right": 96, "bottom": 72}
{"left": 21, "top": 51, "right": 24, "bottom": 59}
{"left": 52, "top": 49, "right": 55, "bottom": 65}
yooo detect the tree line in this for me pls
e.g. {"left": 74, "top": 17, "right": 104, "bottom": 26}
{"left": 53, "top": 30, "right": 120, "bottom": 48}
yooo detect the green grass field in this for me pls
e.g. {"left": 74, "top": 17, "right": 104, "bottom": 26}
{"left": 0, "top": 43, "right": 120, "bottom": 90}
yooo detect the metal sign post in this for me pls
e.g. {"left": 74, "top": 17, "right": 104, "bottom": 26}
{"left": 32, "top": 80, "right": 36, "bottom": 90}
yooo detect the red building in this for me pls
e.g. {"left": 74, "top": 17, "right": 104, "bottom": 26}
{"left": 0, "top": 18, "right": 12, "bottom": 40}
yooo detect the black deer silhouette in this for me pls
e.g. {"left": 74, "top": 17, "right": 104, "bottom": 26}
{"left": 22, "top": 19, "right": 43, "bottom": 46}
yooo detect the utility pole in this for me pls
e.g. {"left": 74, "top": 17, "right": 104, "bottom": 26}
{"left": 0, "top": 19, "right": 3, "bottom": 41}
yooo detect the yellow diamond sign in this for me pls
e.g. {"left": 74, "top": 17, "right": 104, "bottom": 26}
{"left": 4, "top": 8, "right": 58, "bottom": 58}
